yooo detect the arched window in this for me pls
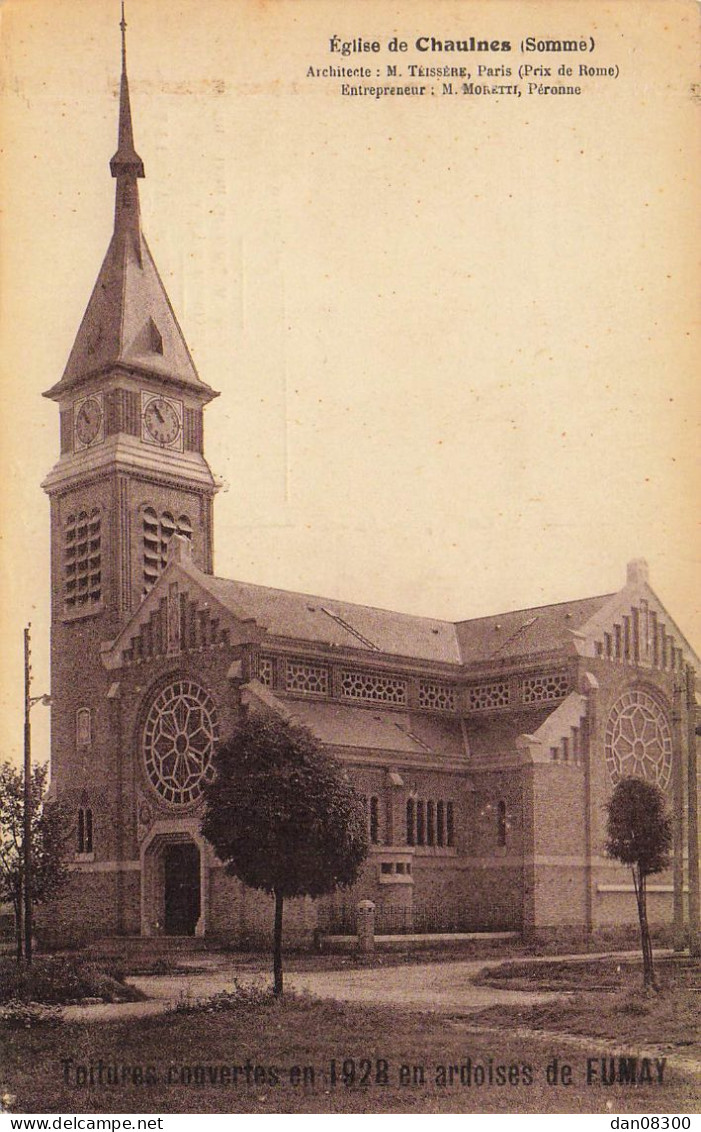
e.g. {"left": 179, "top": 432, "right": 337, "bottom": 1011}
{"left": 369, "top": 796, "right": 380, "bottom": 845}
{"left": 436, "top": 801, "right": 445, "bottom": 846}
{"left": 416, "top": 801, "right": 426, "bottom": 846}
{"left": 446, "top": 801, "right": 455, "bottom": 847}
{"left": 77, "top": 807, "right": 93, "bottom": 855}
{"left": 76, "top": 708, "right": 92, "bottom": 747}
{"left": 604, "top": 689, "right": 672, "bottom": 791}
{"left": 406, "top": 799, "right": 415, "bottom": 846}
{"left": 407, "top": 797, "right": 454, "bottom": 848}
{"left": 426, "top": 800, "right": 435, "bottom": 846}
{"left": 142, "top": 680, "right": 218, "bottom": 806}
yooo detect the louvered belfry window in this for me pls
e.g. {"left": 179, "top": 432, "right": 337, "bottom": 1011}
{"left": 65, "top": 510, "right": 101, "bottom": 610}
{"left": 143, "top": 508, "right": 192, "bottom": 593}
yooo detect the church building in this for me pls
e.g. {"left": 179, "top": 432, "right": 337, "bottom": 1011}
{"left": 39, "top": 21, "right": 699, "bottom": 947}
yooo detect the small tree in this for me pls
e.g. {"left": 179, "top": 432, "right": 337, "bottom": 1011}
{"left": 605, "top": 776, "right": 672, "bottom": 988}
{"left": 0, "top": 761, "right": 69, "bottom": 961}
{"left": 202, "top": 713, "right": 368, "bottom": 995}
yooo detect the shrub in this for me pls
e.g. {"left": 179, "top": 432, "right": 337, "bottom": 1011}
{"left": 0, "top": 957, "right": 143, "bottom": 1005}
{"left": 172, "top": 980, "right": 274, "bottom": 1015}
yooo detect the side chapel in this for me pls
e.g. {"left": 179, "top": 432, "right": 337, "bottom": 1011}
{"left": 39, "top": 19, "right": 700, "bottom": 947}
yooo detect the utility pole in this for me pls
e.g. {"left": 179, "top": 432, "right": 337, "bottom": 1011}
{"left": 22, "top": 626, "right": 51, "bottom": 964}
{"left": 23, "top": 625, "right": 33, "bottom": 964}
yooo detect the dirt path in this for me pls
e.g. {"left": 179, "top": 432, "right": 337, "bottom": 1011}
{"left": 121, "top": 961, "right": 562, "bottom": 1014}
{"left": 62, "top": 948, "right": 673, "bottom": 1022}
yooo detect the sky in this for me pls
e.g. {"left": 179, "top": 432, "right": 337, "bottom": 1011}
{"left": 0, "top": 0, "right": 699, "bottom": 768}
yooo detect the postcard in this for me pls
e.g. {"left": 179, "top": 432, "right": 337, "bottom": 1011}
{"left": 0, "top": 0, "right": 698, "bottom": 1119}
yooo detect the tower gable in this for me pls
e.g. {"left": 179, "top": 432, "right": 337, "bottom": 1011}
{"left": 101, "top": 555, "right": 262, "bottom": 672}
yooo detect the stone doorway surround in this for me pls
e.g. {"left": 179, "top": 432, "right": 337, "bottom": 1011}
{"left": 140, "top": 819, "right": 210, "bottom": 937}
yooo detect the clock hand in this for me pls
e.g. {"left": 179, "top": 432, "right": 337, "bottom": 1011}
{"left": 154, "top": 405, "right": 165, "bottom": 424}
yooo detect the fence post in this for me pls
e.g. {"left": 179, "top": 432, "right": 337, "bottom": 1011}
{"left": 356, "top": 899, "right": 376, "bottom": 953}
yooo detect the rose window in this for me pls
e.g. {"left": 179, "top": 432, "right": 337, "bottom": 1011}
{"left": 604, "top": 690, "right": 671, "bottom": 791}
{"left": 142, "top": 680, "right": 218, "bottom": 805}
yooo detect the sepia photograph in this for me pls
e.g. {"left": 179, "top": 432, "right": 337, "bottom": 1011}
{"left": 0, "top": 0, "right": 699, "bottom": 1118}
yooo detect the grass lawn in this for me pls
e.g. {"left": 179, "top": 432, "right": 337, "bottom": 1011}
{"left": 474, "top": 956, "right": 699, "bottom": 993}
{"left": 1, "top": 994, "right": 698, "bottom": 1114}
{"left": 78, "top": 926, "right": 675, "bottom": 976}
{"left": 470, "top": 956, "right": 700, "bottom": 1055}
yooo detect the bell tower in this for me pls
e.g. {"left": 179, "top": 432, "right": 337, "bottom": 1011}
{"left": 42, "top": 7, "right": 219, "bottom": 803}
{"left": 43, "top": 6, "right": 218, "bottom": 634}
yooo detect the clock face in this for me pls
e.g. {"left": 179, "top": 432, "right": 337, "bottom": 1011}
{"left": 74, "top": 397, "right": 103, "bottom": 447}
{"left": 143, "top": 396, "right": 182, "bottom": 447}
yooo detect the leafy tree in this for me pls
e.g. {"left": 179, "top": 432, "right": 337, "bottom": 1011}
{"left": 0, "top": 761, "right": 69, "bottom": 961}
{"left": 605, "top": 776, "right": 672, "bottom": 988}
{"left": 202, "top": 713, "right": 368, "bottom": 995}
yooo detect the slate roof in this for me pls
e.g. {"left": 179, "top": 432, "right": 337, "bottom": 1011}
{"left": 45, "top": 233, "right": 213, "bottom": 397}
{"left": 199, "top": 575, "right": 462, "bottom": 663}
{"left": 44, "top": 35, "right": 216, "bottom": 401}
{"left": 197, "top": 573, "right": 614, "bottom": 666}
{"left": 455, "top": 595, "right": 614, "bottom": 663}
{"left": 276, "top": 700, "right": 466, "bottom": 757}
{"left": 466, "top": 708, "right": 558, "bottom": 758}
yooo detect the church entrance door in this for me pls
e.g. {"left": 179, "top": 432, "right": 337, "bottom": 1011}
{"left": 163, "top": 842, "right": 200, "bottom": 936}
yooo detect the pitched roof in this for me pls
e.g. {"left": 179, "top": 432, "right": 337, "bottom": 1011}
{"left": 198, "top": 575, "right": 463, "bottom": 663}
{"left": 466, "top": 707, "right": 564, "bottom": 758}
{"left": 195, "top": 574, "right": 619, "bottom": 666}
{"left": 276, "top": 700, "right": 466, "bottom": 757}
{"left": 454, "top": 595, "right": 614, "bottom": 663}
{"left": 240, "top": 681, "right": 467, "bottom": 758}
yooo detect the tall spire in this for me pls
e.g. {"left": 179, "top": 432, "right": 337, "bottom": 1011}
{"left": 110, "top": 2, "right": 144, "bottom": 206}
{"left": 43, "top": 1, "right": 217, "bottom": 400}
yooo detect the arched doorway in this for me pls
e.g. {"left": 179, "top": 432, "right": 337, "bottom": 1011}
{"left": 163, "top": 842, "right": 201, "bottom": 936}
{"left": 140, "top": 822, "right": 209, "bottom": 938}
